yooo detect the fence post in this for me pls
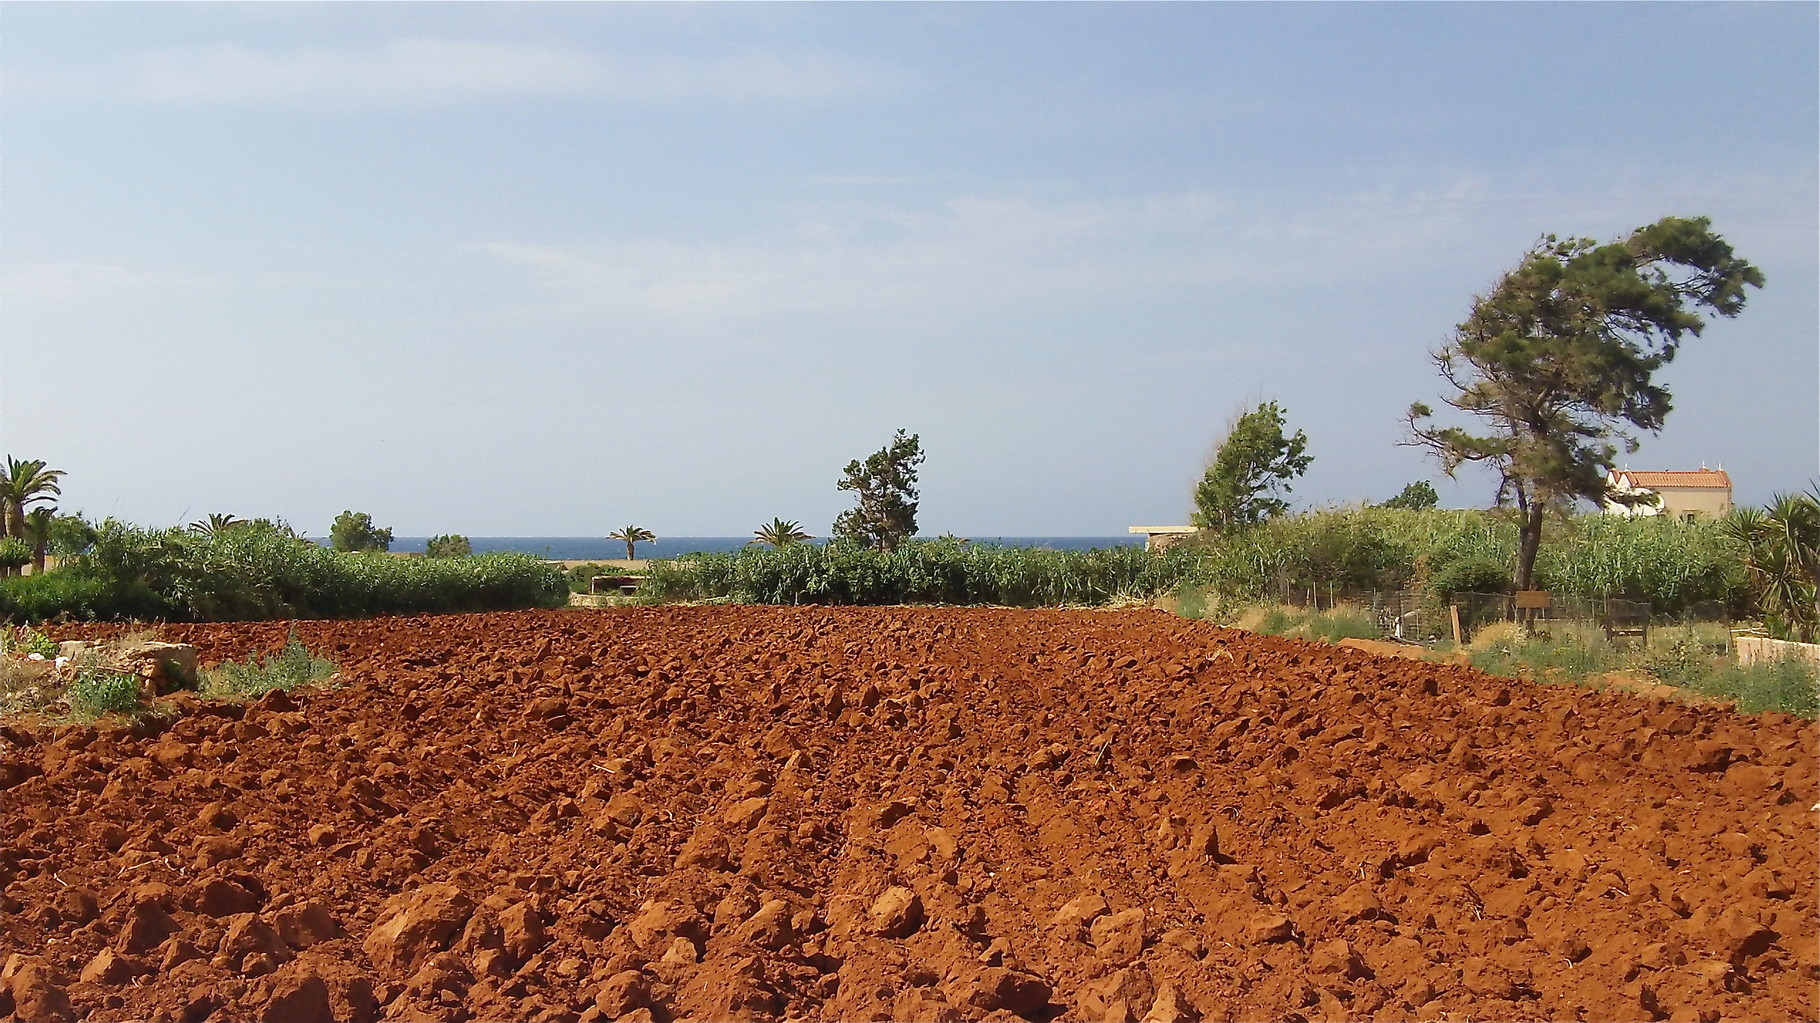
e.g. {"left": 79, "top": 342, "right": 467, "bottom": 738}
{"left": 1450, "top": 604, "right": 1464, "bottom": 647}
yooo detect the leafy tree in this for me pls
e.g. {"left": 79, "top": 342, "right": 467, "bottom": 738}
{"left": 1378, "top": 481, "right": 1439, "bottom": 511}
{"left": 1725, "top": 487, "right": 1820, "bottom": 642}
{"left": 424, "top": 534, "right": 473, "bottom": 558}
{"left": 749, "top": 518, "right": 812, "bottom": 548}
{"left": 0, "top": 457, "right": 65, "bottom": 539}
{"left": 1407, "top": 216, "right": 1762, "bottom": 591}
{"left": 833, "top": 430, "right": 924, "bottom": 552}
{"left": 0, "top": 537, "right": 28, "bottom": 577}
{"left": 22, "top": 507, "right": 55, "bottom": 575}
{"left": 1192, "top": 402, "right": 1312, "bottom": 533}
{"left": 48, "top": 513, "right": 98, "bottom": 559}
{"left": 189, "top": 513, "right": 244, "bottom": 538}
{"left": 330, "top": 510, "right": 394, "bottom": 553}
{"left": 608, "top": 525, "right": 656, "bottom": 560}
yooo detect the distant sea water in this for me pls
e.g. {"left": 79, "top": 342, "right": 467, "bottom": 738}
{"left": 377, "top": 536, "right": 1143, "bottom": 561}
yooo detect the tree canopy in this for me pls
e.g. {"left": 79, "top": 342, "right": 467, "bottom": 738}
{"left": 1408, "top": 216, "right": 1762, "bottom": 590}
{"left": 330, "top": 510, "right": 394, "bottom": 553}
{"left": 750, "top": 518, "right": 812, "bottom": 548}
{"left": 608, "top": 525, "right": 656, "bottom": 560}
{"left": 1192, "top": 402, "right": 1312, "bottom": 533}
{"left": 0, "top": 457, "right": 65, "bottom": 540}
{"left": 1378, "top": 481, "right": 1439, "bottom": 511}
{"left": 833, "top": 430, "right": 924, "bottom": 552}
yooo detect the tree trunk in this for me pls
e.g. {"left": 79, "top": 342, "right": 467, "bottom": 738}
{"left": 624, "top": 540, "right": 635, "bottom": 561}
{"left": 1514, "top": 496, "right": 1544, "bottom": 593}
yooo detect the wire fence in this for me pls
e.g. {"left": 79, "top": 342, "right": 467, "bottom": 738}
{"left": 1273, "top": 582, "right": 1736, "bottom": 649}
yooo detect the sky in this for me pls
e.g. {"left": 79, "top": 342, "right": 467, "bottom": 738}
{"left": 2, "top": 2, "right": 1815, "bottom": 537}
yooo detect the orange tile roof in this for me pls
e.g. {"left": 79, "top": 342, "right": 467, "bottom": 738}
{"left": 1610, "top": 469, "right": 1732, "bottom": 489}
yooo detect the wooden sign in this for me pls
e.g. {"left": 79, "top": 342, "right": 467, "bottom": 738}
{"left": 1516, "top": 590, "right": 1552, "bottom": 610}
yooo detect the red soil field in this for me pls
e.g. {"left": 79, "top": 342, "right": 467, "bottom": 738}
{"left": 2, "top": 606, "right": 1814, "bottom": 1023}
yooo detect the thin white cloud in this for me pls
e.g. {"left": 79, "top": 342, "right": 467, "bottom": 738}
{"left": 7, "top": 38, "right": 883, "bottom": 109}
{"left": 0, "top": 262, "right": 226, "bottom": 302}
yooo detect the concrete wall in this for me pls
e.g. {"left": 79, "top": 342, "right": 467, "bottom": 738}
{"left": 1735, "top": 635, "right": 1820, "bottom": 669}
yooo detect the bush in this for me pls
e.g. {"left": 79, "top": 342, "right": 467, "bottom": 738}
{"left": 64, "top": 670, "right": 142, "bottom": 719}
{"left": 1429, "top": 555, "right": 1512, "bottom": 598}
{"left": 0, "top": 521, "right": 567, "bottom": 623}
{"left": 424, "top": 534, "right": 473, "bottom": 558}
{"left": 203, "top": 631, "right": 337, "bottom": 699}
{"left": 641, "top": 540, "right": 1205, "bottom": 607}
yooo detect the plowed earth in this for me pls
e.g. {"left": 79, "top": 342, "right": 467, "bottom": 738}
{"left": 2, "top": 607, "right": 1815, "bottom": 1023}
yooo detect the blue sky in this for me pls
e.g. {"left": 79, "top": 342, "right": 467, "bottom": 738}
{"left": 3, "top": 2, "right": 1814, "bottom": 536}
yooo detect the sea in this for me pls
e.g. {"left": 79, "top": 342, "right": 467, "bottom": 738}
{"left": 377, "top": 536, "right": 1142, "bottom": 561}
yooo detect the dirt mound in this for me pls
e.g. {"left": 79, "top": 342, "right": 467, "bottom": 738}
{"left": 3, "top": 606, "right": 1814, "bottom": 1022}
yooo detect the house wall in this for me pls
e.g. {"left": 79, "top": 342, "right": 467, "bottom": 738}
{"left": 1657, "top": 488, "right": 1732, "bottom": 519}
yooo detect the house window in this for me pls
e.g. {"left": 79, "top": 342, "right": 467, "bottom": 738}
{"left": 1682, "top": 513, "right": 1697, "bottom": 524}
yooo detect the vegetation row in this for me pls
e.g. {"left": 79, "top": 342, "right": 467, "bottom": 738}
{"left": 0, "top": 521, "right": 567, "bottom": 623}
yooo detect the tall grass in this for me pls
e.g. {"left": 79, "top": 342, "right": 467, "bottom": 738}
{"left": 0, "top": 521, "right": 568, "bottom": 623}
{"left": 640, "top": 540, "right": 1206, "bottom": 607}
{"left": 1176, "top": 507, "right": 1743, "bottom": 614}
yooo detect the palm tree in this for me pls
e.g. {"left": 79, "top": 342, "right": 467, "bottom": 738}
{"left": 607, "top": 525, "right": 657, "bottom": 561}
{"left": 749, "top": 518, "right": 812, "bottom": 548}
{"left": 23, "top": 507, "right": 55, "bottom": 574}
{"left": 1725, "top": 487, "right": 1820, "bottom": 642}
{"left": 0, "top": 457, "right": 65, "bottom": 539}
{"left": 189, "top": 513, "right": 244, "bottom": 538}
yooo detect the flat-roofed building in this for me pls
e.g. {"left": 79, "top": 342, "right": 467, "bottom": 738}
{"left": 1603, "top": 467, "right": 1733, "bottom": 522}
{"left": 1127, "top": 525, "right": 1199, "bottom": 552}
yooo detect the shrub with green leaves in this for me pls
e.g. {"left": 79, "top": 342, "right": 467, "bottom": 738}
{"left": 424, "top": 534, "right": 473, "bottom": 558}
{"left": 1, "top": 519, "right": 567, "bottom": 623}
{"left": 64, "top": 670, "right": 143, "bottom": 718}
{"left": 203, "top": 632, "right": 337, "bottom": 699}
{"left": 640, "top": 540, "right": 1205, "bottom": 607}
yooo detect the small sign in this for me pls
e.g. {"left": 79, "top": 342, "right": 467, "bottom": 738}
{"left": 1516, "top": 590, "right": 1552, "bottom": 610}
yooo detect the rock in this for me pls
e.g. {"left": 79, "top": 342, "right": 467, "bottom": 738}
{"left": 958, "top": 967, "right": 1052, "bottom": 1017}
{"left": 1142, "top": 983, "right": 1198, "bottom": 1023}
{"left": 52, "top": 887, "right": 98, "bottom": 926}
{"left": 497, "top": 902, "right": 548, "bottom": 965}
{"left": 869, "top": 886, "right": 924, "bottom": 938}
{"left": 893, "top": 989, "right": 964, "bottom": 1022}
{"left": 1051, "top": 893, "right": 1110, "bottom": 932}
{"left": 221, "top": 915, "right": 293, "bottom": 968}
{"left": 195, "top": 876, "right": 264, "bottom": 917}
{"left": 925, "top": 827, "right": 961, "bottom": 863}
{"left": 594, "top": 971, "right": 651, "bottom": 1016}
{"left": 78, "top": 948, "right": 147, "bottom": 985}
{"left": 1089, "top": 908, "right": 1147, "bottom": 963}
{"left": 115, "top": 898, "right": 182, "bottom": 955}
{"left": 660, "top": 936, "right": 699, "bottom": 964}
{"left": 1459, "top": 956, "right": 1519, "bottom": 999}
{"left": 257, "top": 966, "right": 333, "bottom": 1023}
{"left": 1075, "top": 968, "right": 1154, "bottom": 1022}
{"left": 734, "top": 899, "right": 796, "bottom": 951}
{"left": 627, "top": 899, "right": 705, "bottom": 951}
{"left": 1333, "top": 883, "right": 1384, "bottom": 922}
{"left": 402, "top": 951, "right": 473, "bottom": 1001}
{"left": 114, "top": 641, "right": 200, "bottom": 693}
{"left": 2, "top": 955, "right": 74, "bottom": 1023}
{"left": 362, "top": 883, "right": 476, "bottom": 976}
{"left": 1308, "top": 939, "right": 1370, "bottom": 980}
{"left": 722, "top": 797, "right": 771, "bottom": 832}
{"left": 1245, "top": 912, "right": 1294, "bottom": 944}
{"left": 197, "top": 801, "right": 239, "bottom": 831}
{"left": 274, "top": 903, "right": 341, "bottom": 950}
{"left": 675, "top": 827, "right": 734, "bottom": 871}
{"left": 1714, "top": 907, "right": 1776, "bottom": 964}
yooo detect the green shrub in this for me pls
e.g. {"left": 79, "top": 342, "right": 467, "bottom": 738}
{"left": 424, "top": 534, "right": 473, "bottom": 558}
{"left": 0, "top": 537, "right": 30, "bottom": 571}
{"left": 3, "top": 626, "right": 58, "bottom": 658}
{"left": 1429, "top": 555, "right": 1512, "bottom": 598}
{"left": 64, "top": 670, "right": 143, "bottom": 718}
{"left": 203, "top": 631, "right": 337, "bottom": 699}
{"left": 1, "top": 520, "right": 566, "bottom": 623}
{"left": 640, "top": 540, "right": 1205, "bottom": 608}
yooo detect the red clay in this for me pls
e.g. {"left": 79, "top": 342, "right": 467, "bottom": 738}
{"left": 2, "top": 606, "right": 1814, "bottom": 1023}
